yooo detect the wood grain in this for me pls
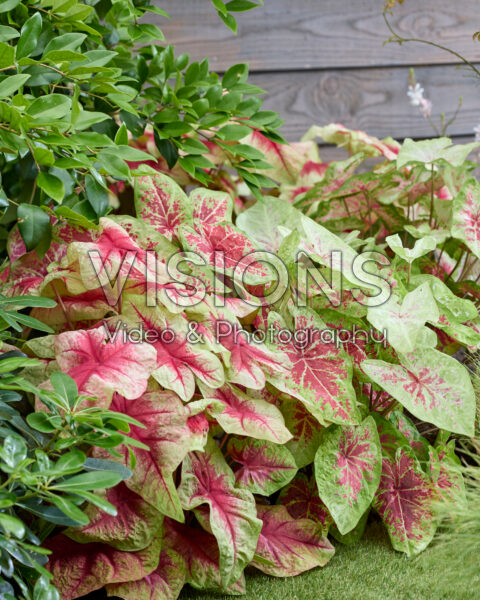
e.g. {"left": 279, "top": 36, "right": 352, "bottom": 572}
{"left": 153, "top": 0, "right": 480, "bottom": 72}
{"left": 248, "top": 64, "right": 480, "bottom": 141}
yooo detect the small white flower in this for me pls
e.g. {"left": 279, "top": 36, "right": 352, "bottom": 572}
{"left": 474, "top": 124, "right": 480, "bottom": 142}
{"left": 407, "top": 82, "right": 425, "bottom": 107}
{"left": 419, "top": 98, "right": 432, "bottom": 118}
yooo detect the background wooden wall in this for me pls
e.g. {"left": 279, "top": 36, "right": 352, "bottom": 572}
{"left": 151, "top": 1, "right": 480, "bottom": 160}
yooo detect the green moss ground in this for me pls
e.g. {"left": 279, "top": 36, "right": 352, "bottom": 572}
{"left": 180, "top": 521, "right": 476, "bottom": 600}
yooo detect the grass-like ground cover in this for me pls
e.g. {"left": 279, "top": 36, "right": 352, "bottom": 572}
{"left": 179, "top": 521, "right": 476, "bottom": 600}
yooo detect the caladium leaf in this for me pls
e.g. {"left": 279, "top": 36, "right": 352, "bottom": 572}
{"left": 206, "top": 310, "right": 290, "bottom": 390}
{"left": 97, "top": 390, "right": 211, "bottom": 522}
{"left": 366, "top": 283, "right": 439, "bottom": 354}
{"left": 108, "top": 214, "right": 178, "bottom": 257}
{"left": 251, "top": 504, "right": 334, "bottom": 577}
{"left": 191, "top": 188, "right": 233, "bottom": 225}
{"left": 134, "top": 174, "right": 192, "bottom": 241}
{"left": 54, "top": 325, "right": 157, "bottom": 407}
{"left": 362, "top": 347, "right": 475, "bottom": 436}
{"left": 298, "top": 215, "right": 366, "bottom": 289}
{"left": 66, "top": 217, "right": 154, "bottom": 293}
{"left": 179, "top": 222, "right": 272, "bottom": 284}
{"left": 31, "top": 287, "right": 113, "bottom": 330}
{"left": 277, "top": 473, "right": 333, "bottom": 534}
{"left": 45, "top": 534, "right": 161, "bottom": 600}
{"left": 397, "top": 137, "right": 479, "bottom": 167}
{"left": 373, "top": 447, "right": 436, "bottom": 556}
{"left": 2, "top": 241, "right": 67, "bottom": 297}
{"left": 227, "top": 437, "right": 297, "bottom": 496}
{"left": 236, "top": 196, "right": 300, "bottom": 252}
{"left": 386, "top": 234, "right": 436, "bottom": 264}
{"left": 243, "top": 130, "right": 317, "bottom": 184}
{"left": 452, "top": 178, "right": 480, "bottom": 259}
{"left": 314, "top": 416, "right": 381, "bottom": 534}
{"left": 303, "top": 123, "right": 400, "bottom": 160}
{"left": 66, "top": 483, "right": 163, "bottom": 551}
{"left": 121, "top": 297, "right": 224, "bottom": 401}
{"left": 412, "top": 274, "right": 478, "bottom": 323}
{"left": 106, "top": 548, "right": 186, "bottom": 600}
{"left": 199, "top": 382, "right": 292, "bottom": 444}
{"left": 163, "top": 519, "right": 246, "bottom": 595}
{"left": 267, "top": 309, "right": 360, "bottom": 426}
{"left": 389, "top": 411, "right": 429, "bottom": 462}
{"left": 280, "top": 397, "right": 323, "bottom": 468}
{"left": 370, "top": 412, "right": 411, "bottom": 459}
{"left": 177, "top": 437, "right": 262, "bottom": 587}
{"left": 429, "top": 441, "right": 464, "bottom": 501}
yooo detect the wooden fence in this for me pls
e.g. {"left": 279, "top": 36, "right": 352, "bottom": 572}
{"left": 151, "top": 0, "right": 480, "bottom": 159}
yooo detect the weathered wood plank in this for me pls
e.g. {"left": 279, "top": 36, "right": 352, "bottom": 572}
{"left": 154, "top": 0, "right": 480, "bottom": 72}
{"left": 247, "top": 64, "right": 480, "bottom": 141}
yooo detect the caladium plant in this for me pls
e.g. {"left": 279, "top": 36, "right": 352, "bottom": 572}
{"left": 1, "top": 123, "right": 478, "bottom": 599}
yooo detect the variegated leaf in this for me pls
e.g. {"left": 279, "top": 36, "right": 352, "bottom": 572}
{"left": 163, "top": 519, "right": 246, "bottom": 595}
{"left": 191, "top": 188, "right": 233, "bottom": 225}
{"left": 362, "top": 348, "right": 475, "bottom": 436}
{"left": 45, "top": 535, "right": 161, "bottom": 600}
{"left": 251, "top": 504, "right": 334, "bottom": 577}
{"left": 66, "top": 483, "right": 163, "bottom": 551}
{"left": 106, "top": 548, "right": 186, "bottom": 600}
{"left": 54, "top": 325, "right": 157, "bottom": 407}
{"left": 120, "top": 297, "right": 224, "bottom": 401}
{"left": 452, "top": 178, "right": 480, "bottom": 259}
{"left": 366, "top": 283, "right": 439, "bottom": 354}
{"left": 227, "top": 437, "right": 297, "bottom": 496}
{"left": 134, "top": 174, "right": 192, "bottom": 241}
{"left": 277, "top": 473, "right": 333, "bottom": 534}
{"left": 177, "top": 437, "right": 262, "bottom": 587}
{"left": 200, "top": 382, "right": 292, "bottom": 444}
{"left": 373, "top": 448, "right": 436, "bottom": 556}
{"left": 280, "top": 397, "right": 323, "bottom": 468}
{"left": 268, "top": 309, "right": 360, "bottom": 426}
{"left": 314, "top": 417, "right": 381, "bottom": 534}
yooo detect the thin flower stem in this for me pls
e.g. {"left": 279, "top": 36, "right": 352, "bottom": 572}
{"left": 383, "top": 12, "right": 480, "bottom": 79}
{"left": 429, "top": 165, "right": 435, "bottom": 227}
{"left": 445, "top": 250, "right": 466, "bottom": 283}
{"left": 51, "top": 281, "right": 73, "bottom": 330}
{"left": 218, "top": 433, "right": 229, "bottom": 450}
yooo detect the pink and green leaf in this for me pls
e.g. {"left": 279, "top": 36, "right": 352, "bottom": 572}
{"left": 251, "top": 504, "right": 334, "bottom": 577}
{"left": 191, "top": 188, "right": 233, "bottom": 225}
{"left": 280, "top": 397, "right": 323, "bottom": 468}
{"left": 373, "top": 447, "right": 436, "bottom": 556}
{"left": 227, "top": 437, "right": 297, "bottom": 496}
{"left": 177, "top": 437, "right": 262, "bottom": 587}
{"left": 54, "top": 325, "right": 157, "bottom": 407}
{"left": 243, "top": 130, "right": 318, "bottom": 184}
{"left": 268, "top": 309, "right": 360, "bottom": 426}
{"left": 163, "top": 518, "right": 246, "bottom": 595}
{"left": 303, "top": 123, "right": 400, "bottom": 160}
{"left": 121, "top": 297, "right": 225, "bottom": 401}
{"left": 92, "top": 390, "right": 210, "bottom": 522}
{"left": 277, "top": 473, "right": 333, "bottom": 534}
{"left": 452, "top": 178, "right": 480, "bottom": 259}
{"left": 200, "top": 382, "right": 292, "bottom": 443}
{"left": 45, "top": 534, "right": 161, "bottom": 600}
{"left": 314, "top": 416, "right": 381, "bottom": 534}
{"left": 66, "top": 482, "right": 163, "bottom": 551}
{"left": 134, "top": 174, "right": 192, "bottom": 241}
{"left": 362, "top": 347, "right": 476, "bottom": 436}
{"left": 106, "top": 548, "right": 186, "bottom": 600}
